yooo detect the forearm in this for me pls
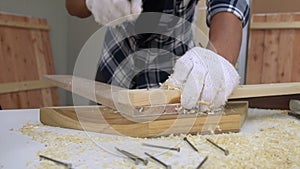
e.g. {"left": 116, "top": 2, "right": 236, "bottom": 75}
{"left": 208, "top": 12, "right": 243, "bottom": 65}
{"left": 65, "top": 0, "right": 91, "bottom": 18}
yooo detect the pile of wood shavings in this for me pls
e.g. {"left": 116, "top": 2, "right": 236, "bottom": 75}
{"left": 190, "top": 122, "right": 299, "bottom": 168}
{"left": 19, "top": 115, "right": 300, "bottom": 169}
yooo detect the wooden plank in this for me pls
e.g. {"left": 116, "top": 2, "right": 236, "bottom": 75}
{"left": 232, "top": 94, "right": 300, "bottom": 110}
{"left": 291, "top": 14, "right": 300, "bottom": 82}
{"left": 127, "top": 82, "right": 300, "bottom": 106}
{"left": 229, "top": 82, "right": 300, "bottom": 99}
{"left": 13, "top": 17, "right": 42, "bottom": 108}
{"left": 0, "top": 18, "right": 19, "bottom": 108}
{"left": 30, "top": 18, "right": 54, "bottom": 106}
{"left": 0, "top": 17, "right": 51, "bottom": 30}
{"left": 40, "top": 101, "right": 248, "bottom": 137}
{"left": 0, "top": 14, "right": 40, "bottom": 108}
{"left": 0, "top": 80, "right": 55, "bottom": 94}
{"left": 252, "top": 0, "right": 300, "bottom": 14}
{"left": 261, "top": 14, "right": 281, "bottom": 83}
{"left": 250, "top": 21, "right": 300, "bottom": 29}
{"left": 246, "top": 15, "right": 266, "bottom": 84}
{"left": 44, "top": 75, "right": 300, "bottom": 108}
{"left": 277, "top": 14, "right": 295, "bottom": 82}
{"left": 43, "top": 75, "right": 123, "bottom": 110}
{"left": 39, "top": 19, "right": 60, "bottom": 105}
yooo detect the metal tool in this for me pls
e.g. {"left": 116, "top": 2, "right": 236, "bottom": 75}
{"left": 39, "top": 155, "right": 72, "bottom": 169}
{"left": 142, "top": 143, "right": 180, "bottom": 152}
{"left": 183, "top": 137, "right": 198, "bottom": 152}
{"left": 144, "top": 152, "right": 172, "bottom": 169}
{"left": 206, "top": 138, "right": 229, "bottom": 156}
{"left": 196, "top": 156, "right": 208, "bottom": 169}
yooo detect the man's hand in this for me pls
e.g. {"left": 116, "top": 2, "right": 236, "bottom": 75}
{"left": 162, "top": 47, "right": 240, "bottom": 111}
{"left": 86, "top": 0, "right": 143, "bottom": 25}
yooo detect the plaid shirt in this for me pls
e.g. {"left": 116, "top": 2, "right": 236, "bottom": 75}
{"left": 95, "top": 0, "right": 249, "bottom": 89}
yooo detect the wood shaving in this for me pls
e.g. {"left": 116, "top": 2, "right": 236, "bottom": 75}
{"left": 18, "top": 111, "right": 300, "bottom": 169}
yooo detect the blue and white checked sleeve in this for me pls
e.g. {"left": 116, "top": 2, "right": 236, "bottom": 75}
{"left": 206, "top": 0, "right": 250, "bottom": 27}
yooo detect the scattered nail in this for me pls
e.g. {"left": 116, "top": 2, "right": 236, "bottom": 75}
{"left": 144, "top": 152, "right": 172, "bottom": 169}
{"left": 183, "top": 137, "right": 198, "bottom": 152}
{"left": 115, "top": 147, "right": 140, "bottom": 165}
{"left": 39, "top": 155, "right": 72, "bottom": 169}
{"left": 195, "top": 156, "right": 208, "bottom": 169}
{"left": 142, "top": 143, "right": 180, "bottom": 152}
{"left": 206, "top": 138, "right": 229, "bottom": 156}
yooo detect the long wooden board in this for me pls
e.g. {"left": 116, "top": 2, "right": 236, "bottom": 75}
{"left": 40, "top": 101, "right": 248, "bottom": 137}
{"left": 43, "top": 75, "right": 300, "bottom": 108}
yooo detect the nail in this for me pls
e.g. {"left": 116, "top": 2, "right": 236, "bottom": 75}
{"left": 195, "top": 156, "right": 208, "bottom": 169}
{"left": 144, "top": 152, "right": 172, "bottom": 169}
{"left": 206, "top": 138, "right": 229, "bottom": 156}
{"left": 183, "top": 137, "right": 198, "bottom": 152}
{"left": 115, "top": 147, "right": 140, "bottom": 165}
{"left": 117, "top": 147, "right": 148, "bottom": 165}
{"left": 142, "top": 143, "right": 180, "bottom": 152}
{"left": 39, "top": 155, "right": 72, "bottom": 169}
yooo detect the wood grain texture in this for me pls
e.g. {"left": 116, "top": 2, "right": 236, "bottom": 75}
{"left": 43, "top": 75, "right": 181, "bottom": 111}
{"left": 243, "top": 13, "right": 300, "bottom": 110}
{"left": 40, "top": 101, "right": 248, "bottom": 138}
{"left": 250, "top": 21, "right": 300, "bottom": 29}
{"left": 292, "top": 14, "right": 300, "bottom": 82}
{"left": 0, "top": 80, "right": 55, "bottom": 94}
{"left": 277, "top": 14, "right": 294, "bottom": 82}
{"left": 246, "top": 15, "right": 266, "bottom": 84}
{"left": 44, "top": 75, "right": 300, "bottom": 109}
{"left": 261, "top": 14, "right": 281, "bottom": 83}
{"left": 0, "top": 13, "right": 59, "bottom": 109}
{"left": 0, "top": 18, "right": 51, "bottom": 30}
{"left": 247, "top": 13, "right": 300, "bottom": 84}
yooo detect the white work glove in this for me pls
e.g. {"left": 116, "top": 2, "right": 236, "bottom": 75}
{"left": 86, "top": 0, "right": 143, "bottom": 25}
{"left": 162, "top": 47, "right": 240, "bottom": 111}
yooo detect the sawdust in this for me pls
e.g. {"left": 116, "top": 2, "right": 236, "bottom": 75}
{"left": 187, "top": 118, "right": 300, "bottom": 168}
{"left": 19, "top": 113, "right": 300, "bottom": 169}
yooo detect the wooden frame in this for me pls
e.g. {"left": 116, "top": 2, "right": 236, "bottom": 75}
{"left": 250, "top": 21, "right": 300, "bottom": 29}
{"left": 40, "top": 101, "right": 248, "bottom": 137}
{"left": 0, "top": 18, "right": 51, "bottom": 30}
{"left": 0, "top": 13, "right": 59, "bottom": 109}
{"left": 0, "top": 80, "right": 55, "bottom": 94}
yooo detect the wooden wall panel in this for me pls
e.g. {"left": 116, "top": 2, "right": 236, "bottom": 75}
{"left": 246, "top": 15, "right": 266, "bottom": 84}
{"left": 277, "top": 14, "right": 295, "bottom": 82}
{"left": 292, "top": 14, "right": 300, "bottom": 82}
{"left": 246, "top": 13, "right": 300, "bottom": 84}
{"left": 0, "top": 13, "right": 59, "bottom": 109}
{"left": 252, "top": 0, "right": 300, "bottom": 14}
{"left": 260, "top": 14, "right": 281, "bottom": 83}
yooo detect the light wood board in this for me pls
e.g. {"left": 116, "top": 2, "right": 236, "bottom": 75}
{"left": 43, "top": 75, "right": 300, "bottom": 108}
{"left": 40, "top": 101, "right": 248, "bottom": 138}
